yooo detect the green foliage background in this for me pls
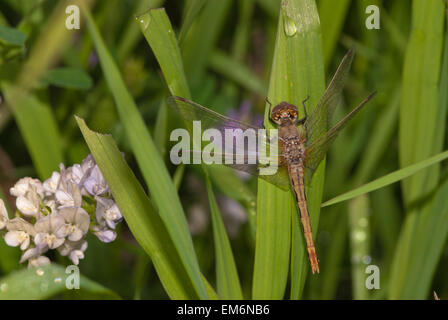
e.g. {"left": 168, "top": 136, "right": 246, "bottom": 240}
{"left": 0, "top": 0, "right": 447, "bottom": 300}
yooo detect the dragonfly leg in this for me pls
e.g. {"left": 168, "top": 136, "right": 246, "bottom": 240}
{"left": 265, "top": 97, "right": 277, "bottom": 128}
{"left": 296, "top": 95, "right": 310, "bottom": 125}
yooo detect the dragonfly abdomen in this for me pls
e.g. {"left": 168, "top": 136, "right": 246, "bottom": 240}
{"left": 288, "top": 163, "right": 320, "bottom": 274}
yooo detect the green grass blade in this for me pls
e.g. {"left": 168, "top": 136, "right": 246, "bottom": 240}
{"left": 42, "top": 67, "right": 93, "bottom": 90}
{"left": 205, "top": 176, "right": 243, "bottom": 299}
{"left": 322, "top": 150, "right": 448, "bottom": 207}
{"left": 81, "top": 6, "right": 208, "bottom": 299}
{"left": 181, "top": 0, "right": 232, "bottom": 89}
{"left": 0, "top": 264, "right": 120, "bottom": 300}
{"left": 348, "top": 195, "right": 370, "bottom": 299}
{"left": 137, "top": 8, "right": 191, "bottom": 98}
{"left": 318, "top": 0, "right": 351, "bottom": 67}
{"left": 252, "top": 0, "right": 325, "bottom": 299}
{"left": 2, "top": 83, "right": 62, "bottom": 179}
{"left": 390, "top": 0, "right": 447, "bottom": 298}
{"left": 208, "top": 49, "right": 267, "bottom": 95}
{"left": 178, "top": 0, "right": 207, "bottom": 44}
{"left": 76, "top": 116, "right": 206, "bottom": 299}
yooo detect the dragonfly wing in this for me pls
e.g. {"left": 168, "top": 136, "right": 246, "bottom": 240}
{"left": 167, "top": 96, "right": 290, "bottom": 189}
{"left": 167, "top": 96, "right": 261, "bottom": 132}
{"left": 305, "top": 48, "right": 354, "bottom": 147}
{"left": 304, "top": 92, "right": 377, "bottom": 177}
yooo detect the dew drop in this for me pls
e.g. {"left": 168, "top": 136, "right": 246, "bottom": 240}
{"left": 283, "top": 15, "right": 297, "bottom": 37}
{"left": 138, "top": 15, "right": 151, "bottom": 30}
{"left": 36, "top": 268, "right": 45, "bottom": 276}
{"left": 0, "top": 283, "right": 8, "bottom": 292}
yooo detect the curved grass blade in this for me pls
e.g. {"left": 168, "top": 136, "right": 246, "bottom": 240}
{"left": 76, "top": 116, "right": 212, "bottom": 299}
{"left": 0, "top": 264, "right": 119, "bottom": 300}
{"left": 81, "top": 5, "right": 208, "bottom": 299}
{"left": 205, "top": 175, "right": 243, "bottom": 299}
{"left": 322, "top": 150, "right": 448, "bottom": 207}
{"left": 318, "top": 0, "right": 351, "bottom": 67}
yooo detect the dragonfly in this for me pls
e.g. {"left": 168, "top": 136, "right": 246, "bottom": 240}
{"left": 167, "top": 49, "right": 376, "bottom": 274}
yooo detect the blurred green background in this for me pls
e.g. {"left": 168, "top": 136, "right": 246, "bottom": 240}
{"left": 0, "top": 0, "right": 447, "bottom": 300}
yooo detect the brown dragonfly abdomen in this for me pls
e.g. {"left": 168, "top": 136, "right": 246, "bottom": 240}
{"left": 282, "top": 135, "right": 320, "bottom": 274}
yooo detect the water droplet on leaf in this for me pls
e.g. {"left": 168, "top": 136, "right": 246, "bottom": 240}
{"left": 283, "top": 15, "right": 297, "bottom": 37}
{"left": 138, "top": 15, "right": 151, "bottom": 30}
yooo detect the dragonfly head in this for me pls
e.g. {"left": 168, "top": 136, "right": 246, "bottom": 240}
{"left": 271, "top": 102, "right": 298, "bottom": 125}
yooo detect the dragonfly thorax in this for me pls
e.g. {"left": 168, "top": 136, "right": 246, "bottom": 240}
{"left": 271, "top": 102, "right": 298, "bottom": 126}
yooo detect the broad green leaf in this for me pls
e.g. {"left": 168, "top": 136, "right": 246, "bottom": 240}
{"left": 322, "top": 150, "right": 448, "bottom": 207}
{"left": 81, "top": 6, "right": 208, "bottom": 299}
{"left": 42, "top": 67, "right": 93, "bottom": 90}
{"left": 252, "top": 0, "right": 325, "bottom": 300}
{"left": 0, "top": 264, "right": 119, "bottom": 300}
{"left": 205, "top": 175, "right": 243, "bottom": 299}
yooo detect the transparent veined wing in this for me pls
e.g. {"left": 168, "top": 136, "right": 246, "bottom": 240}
{"left": 305, "top": 48, "right": 355, "bottom": 148}
{"left": 304, "top": 91, "right": 377, "bottom": 177}
{"left": 167, "top": 96, "right": 290, "bottom": 189}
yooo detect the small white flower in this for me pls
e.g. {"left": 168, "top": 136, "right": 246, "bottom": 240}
{"left": 5, "top": 218, "right": 36, "bottom": 250}
{"left": 28, "top": 255, "right": 51, "bottom": 268}
{"left": 16, "top": 187, "right": 41, "bottom": 217}
{"left": 81, "top": 154, "right": 96, "bottom": 173}
{"left": 20, "top": 246, "right": 48, "bottom": 263}
{"left": 69, "top": 164, "right": 85, "bottom": 184}
{"left": 10, "top": 177, "right": 44, "bottom": 198}
{"left": 95, "top": 197, "right": 122, "bottom": 229}
{"left": 43, "top": 171, "right": 60, "bottom": 194}
{"left": 83, "top": 165, "right": 108, "bottom": 196}
{"left": 0, "top": 199, "right": 9, "bottom": 229}
{"left": 34, "top": 213, "right": 66, "bottom": 249}
{"left": 56, "top": 207, "right": 90, "bottom": 241}
{"left": 59, "top": 240, "right": 88, "bottom": 265}
{"left": 91, "top": 225, "right": 117, "bottom": 243}
{"left": 55, "top": 182, "right": 82, "bottom": 209}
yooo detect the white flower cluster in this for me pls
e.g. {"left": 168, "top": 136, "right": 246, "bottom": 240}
{"left": 0, "top": 155, "right": 123, "bottom": 268}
